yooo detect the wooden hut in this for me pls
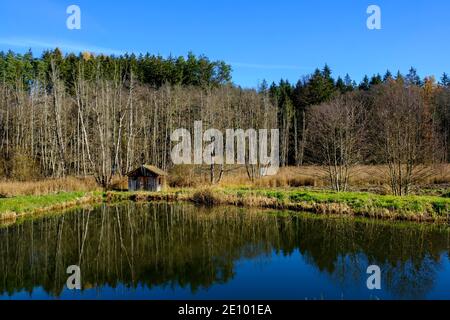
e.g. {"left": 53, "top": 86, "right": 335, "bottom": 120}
{"left": 126, "top": 165, "right": 168, "bottom": 192}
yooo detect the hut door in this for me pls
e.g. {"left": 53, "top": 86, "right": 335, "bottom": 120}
{"left": 157, "top": 177, "right": 162, "bottom": 192}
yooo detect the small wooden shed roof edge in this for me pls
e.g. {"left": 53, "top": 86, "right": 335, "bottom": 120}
{"left": 126, "top": 165, "right": 168, "bottom": 177}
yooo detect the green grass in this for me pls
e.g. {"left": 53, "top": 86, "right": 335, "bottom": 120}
{"left": 2, "top": 187, "right": 449, "bottom": 224}
{"left": 108, "top": 187, "right": 450, "bottom": 220}
{"left": 221, "top": 187, "right": 450, "bottom": 218}
{"left": 0, "top": 192, "right": 100, "bottom": 218}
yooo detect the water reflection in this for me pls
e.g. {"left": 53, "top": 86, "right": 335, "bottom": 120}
{"left": 0, "top": 202, "right": 449, "bottom": 299}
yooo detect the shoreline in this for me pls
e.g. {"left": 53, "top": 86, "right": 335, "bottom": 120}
{"left": 1, "top": 188, "right": 449, "bottom": 226}
{"left": 106, "top": 189, "right": 450, "bottom": 223}
{"left": 0, "top": 192, "right": 103, "bottom": 225}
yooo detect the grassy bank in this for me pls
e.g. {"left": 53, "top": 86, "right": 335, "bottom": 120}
{"left": 105, "top": 188, "right": 450, "bottom": 222}
{"left": 0, "top": 192, "right": 102, "bottom": 222}
{"left": 1, "top": 187, "right": 449, "bottom": 225}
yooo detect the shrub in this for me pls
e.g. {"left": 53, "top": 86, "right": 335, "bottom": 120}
{"left": 169, "top": 165, "right": 199, "bottom": 188}
{"left": 191, "top": 188, "right": 221, "bottom": 206}
{"left": 109, "top": 175, "right": 128, "bottom": 191}
{"left": 10, "top": 150, "right": 41, "bottom": 181}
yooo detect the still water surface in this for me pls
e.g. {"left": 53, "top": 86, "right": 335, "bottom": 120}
{"left": 1, "top": 202, "right": 450, "bottom": 300}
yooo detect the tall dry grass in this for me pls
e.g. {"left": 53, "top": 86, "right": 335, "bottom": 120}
{"left": 168, "top": 165, "right": 324, "bottom": 188}
{"left": 1, "top": 164, "right": 449, "bottom": 198}
{"left": 168, "top": 164, "right": 450, "bottom": 191}
{"left": 0, "top": 177, "right": 99, "bottom": 197}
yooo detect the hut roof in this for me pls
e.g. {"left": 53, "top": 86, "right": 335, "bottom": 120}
{"left": 126, "top": 164, "right": 168, "bottom": 177}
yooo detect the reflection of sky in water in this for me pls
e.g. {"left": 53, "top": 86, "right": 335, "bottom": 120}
{"left": 3, "top": 250, "right": 450, "bottom": 300}
{"left": 2, "top": 202, "right": 450, "bottom": 300}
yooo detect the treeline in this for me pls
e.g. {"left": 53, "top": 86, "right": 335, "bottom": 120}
{"left": 268, "top": 65, "right": 450, "bottom": 166}
{"left": 269, "top": 66, "right": 450, "bottom": 194}
{"left": 0, "top": 48, "right": 231, "bottom": 89}
{"left": 0, "top": 49, "right": 272, "bottom": 186}
{"left": 1, "top": 49, "right": 450, "bottom": 193}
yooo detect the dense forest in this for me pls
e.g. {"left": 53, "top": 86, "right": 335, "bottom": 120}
{"left": 0, "top": 49, "right": 450, "bottom": 193}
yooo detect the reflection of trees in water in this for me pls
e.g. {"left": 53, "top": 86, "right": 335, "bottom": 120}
{"left": 383, "top": 255, "right": 442, "bottom": 299}
{"left": 0, "top": 204, "right": 449, "bottom": 298}
{"left": 0, "top": 204, "right": 280, "bottom": 297}
{"left": 294, "top": 218, "right": 450, "bottom": 299}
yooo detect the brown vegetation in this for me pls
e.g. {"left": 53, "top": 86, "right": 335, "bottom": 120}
{"left": 0, "top": 177, "right": 99, "bottom": 197}
{"left": 1, "top": 164, "right": 449, "bottom": 199}
{"left": 168, "top": 164, "right": 450, "bottom": 194}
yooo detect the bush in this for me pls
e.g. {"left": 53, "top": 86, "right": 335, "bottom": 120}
{"left": 191, "top": 188, "right": 220, "bottom": 206}
{"left": 109, "top": 175, "right": 128, "bottom": 191}
{"left": 10, "top": 150, "right": 41, "bottom": 181}
{"left": 169, "top": 165, "right": 199, "bottom": 188}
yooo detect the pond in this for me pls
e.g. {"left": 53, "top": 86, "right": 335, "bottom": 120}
{"left": 1, "top": 202, "right": 450, "bottom": 300}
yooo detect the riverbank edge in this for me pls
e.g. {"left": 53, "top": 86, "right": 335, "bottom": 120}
{"left": 1, "top": 188, "right": 449, "bottom": 225}
{"left": 0, "top": 192, "right": 103, "bottom": 224}
{"left": 105, "top": 188, "right": 450, "bottom": 223}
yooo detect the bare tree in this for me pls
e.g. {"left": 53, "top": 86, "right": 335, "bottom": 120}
{"left": 373, "top": 82, "right": 442, "bottom": 195}
{"left": 308, "top": 94, "right": 366, "bottom": 192}
{"left": 0, "top": 68, "right": 278, "bottom": 186}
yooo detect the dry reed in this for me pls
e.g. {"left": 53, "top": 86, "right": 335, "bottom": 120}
{"left": 0, "top": 177, "right": 99, "bottom": 197}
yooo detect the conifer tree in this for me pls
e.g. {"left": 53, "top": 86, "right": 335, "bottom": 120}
{"left": 370, "top": 74, "right": 382, "bottom": 86}
{"left": 359, "top": 75, "right": 370, "bottom": 91}
{"left": 440, "top": 73, "right": 450, "bottom": 87}
{"left": 383, "top": 70, "right": 393, "bottom": 82}
{"left": 405, "top": 67, "right": 422, "bottom": 86}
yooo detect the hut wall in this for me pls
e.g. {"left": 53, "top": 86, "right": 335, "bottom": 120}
{"left": 128, "top": 178, "right": 138, "bottom": 191}
{"left": 127, "top": 166, "right": 165, "bottom": 192}
{"left": 128, "top": 174, "right": 161, "bottom": 192}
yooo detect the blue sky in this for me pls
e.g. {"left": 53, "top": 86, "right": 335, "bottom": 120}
{"left": 0, "top": 0, "right": 449, "bottom": 87}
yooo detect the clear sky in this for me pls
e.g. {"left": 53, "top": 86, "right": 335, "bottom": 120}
{"left": 1, "top": 0, "right": 449, "bottom": 87}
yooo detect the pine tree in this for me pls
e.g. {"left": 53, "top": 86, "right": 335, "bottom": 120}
{"left": 344, "top": 73, "right": 354, "bottom": 91}
{"left": 370, "top": 74, "right": 382, "bottom": 86}
{"left": 304, "top": 67, "right": 336, "bottom": 105}
{"left": 405, "top": 67, "right": 422, "bottom": 86}
{"left": 258, "top": 79, "right": 269, "bottom": 93}
{"left": 359, "top": 75, "right": 370, "bottom": 91}
{"left": 440, "top": 73, "right": 450, "bottom": 87}
{"left": 322, "top": 64, "right": 334, "bottom": 86}
{"left": 336, "top": 77, "right": 346, "bottom": 94}
{"left": 396, "top": 71, "right": 405, "bottom": 85}
{"left": 383, "top": 70, "right": 393, "bottom": 82}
